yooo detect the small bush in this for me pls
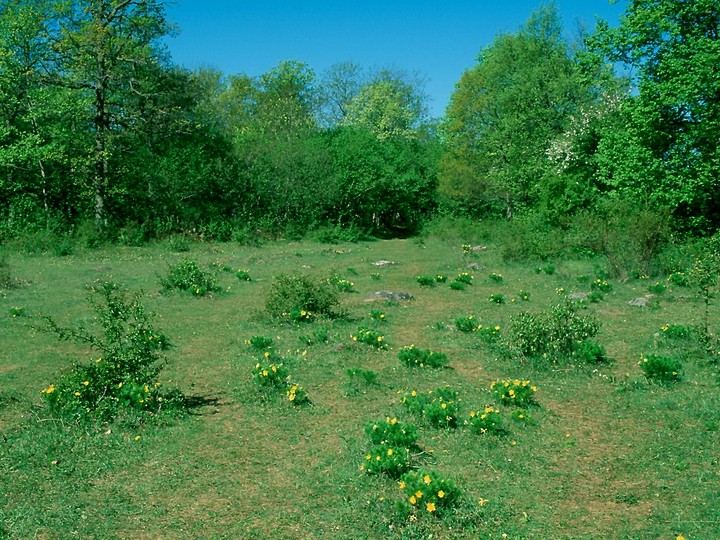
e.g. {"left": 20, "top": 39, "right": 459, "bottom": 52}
{"left": 285, "top": 383, "right": 310, "bottom": 405}
{"left": 398, "top": 345, "right": 449, "bottom": 369}
{"left": 401, "top": 386, "right": 460, "bottom": 428}
{"left": 265, "top": 274, "right": 340, "bottom": 319}
{"left": 365, "top": 417, "right": 420, "bottom": 449}
{"left": 591, "top": 278, "right": 613, "bottom": 293}
{"left": 667, "top": 271, "right": 689, "bottom": 287}
{"left": 508, "top": 302, "right": 600, "bottom": 361}
{"left": 571, "top": 340, "right": 610, "bottom": 364}
{"left": 488, "top": 293, "right": 505, "bottom": 304}
{"left": 488, "top": 272, "right": 504, "bottom": 283}
{"left": 236, "top": 270, "right": 252, "bottom": 282}
{"left": 160, "top": 260, "right": 221, "bottom": 296}
{"left": 465, "top": 406, "right": 506, "bottom": 435}
{"left": 364, "top": 446, "right": 412, "bottom": 478}
{"left": 518, "top": 290, "right": 531, "bottom": 301}
{"left": 369, "top": 309, "right": 386, "bottom": 322}
{"left": 639, "top": 354, "right": 682, "bottom": 384}
{"left": 37, "top": 281, "right": 183, "bottom": 423}
{"left": 252, "top": 362, "right": 290, "bottom": 389}
{"left": 454, "top": 272, "right": 473, "bottom": 285}
{"left": 647, "top": 282, "right": 666, "bottom": 294}
{"left": 435, "top": 274, "right": 448, "bottom": 283}
{"left": 245, "top": 335, "right": 273, "bottom": 350}
{"left": 168, "top": 235, "right": 191, "bottom": 253}
{"left": 329, "top": 275, "right": 355, "bottom": 292}
{"left": 490, "top": 379, "right": 538, "bottom": 408}
{"left": 659, "top": 324, "right": 692, "bottom": 340}
{"left": 416, "top": 275, "right": 436, "bottom": 287}
{"left": 351, "top": 326, "right": 387, "bottom": 348}
{"left": 396, "top": 469, "right": 462, "bottom": 518}
{"left": 449, "top": 281, "right": 466, "bottom": 291}
{"left": 454, "top": 315, "right": 479, "bottom": 333}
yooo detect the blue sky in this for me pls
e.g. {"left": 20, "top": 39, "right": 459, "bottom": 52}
{"left": 163, "top": 1, "right": 623, "bottom": 118}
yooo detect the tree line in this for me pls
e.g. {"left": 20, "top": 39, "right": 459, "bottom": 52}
{"left": 1, "top": 0, "right": 718, "bottom": 244}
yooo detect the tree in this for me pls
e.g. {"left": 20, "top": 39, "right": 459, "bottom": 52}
{"left": 319, "top": 61, "right": 364, "bottom": 127}
{"left": 340, "top": 69, "right": 428, "bottom": 140}
{"left": 440, "top": 3, "right": 589, "bottom": 219}
{"left": 43, "top": 0, "right": 173, "bottom": 227}
{"left": 588, "top": 0, "right": 720, "bottom": 232}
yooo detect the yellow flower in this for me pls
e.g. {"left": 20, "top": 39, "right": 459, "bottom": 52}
{"left": 264, "top": 351, "right": 270, "bottom": 358}
{"left": 377, "top": 336, "right": 383, "bottom": 342}
{"left": 409, "top": 495, "right": 417, "bottom": 505}
{"left": 390, "top": 417, "right": 398, "bottom": 425}
{"left": 441, "top": 403, "right": 447, "bottom": 409}
{"left": 376, "top": 456, "right": 381, "bottom": 461}
{"left": 271, "top": 365, "right": 277, "bottom": 372}
{"left": 426, "top": 502, "right": 436, "bottom": 512}
{"left": 387, "top": 448, "right": 394, "bottom": 456}
{"left": 399, "top": 481, "right": 406, "bottom": 489}
{"left": 438, "top": 490, "right": 445, "bottom": 498}
{"left": 83, "top": 381, "right": 89, "bottom": 386}
{"left": 676, "top": 536, "right": 686, "bottom": 540}
{"left": 478, "top": 498, "right": 488, "bottom": 506}
{"left": 415, "top": 490, "right": 423, "bottom": 499}
{"left": 42, "top": 385, "right": 55, "bottom": 394}
{"left": 262, "top": 370, "right": 269, "bottom": 377}
{"left": 531, "top": 386, "right": 537, "bottom": 392}
{"left": 74, "top": 391, "right": 81, "bottom": 396}
{"left": 365, "top": 454, "right": 371, "bottom": 461}
{"left": 485, "top": 406, "right": 494, "bottom": 414}
{"left": 300, "top": 310, "right": 306, "bottom": 316}
{"left": 411, "top": 390, "right": 417, "bottom": 397}
{"left": 423, "top": 475, "right": 431, "bottom": 485}
{"left": 470, "top": 411, "right": 476, "bottom": 417}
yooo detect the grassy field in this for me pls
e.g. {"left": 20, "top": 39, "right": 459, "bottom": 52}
{"left": 1, "top": 235, "right": 718, "bottom": 539}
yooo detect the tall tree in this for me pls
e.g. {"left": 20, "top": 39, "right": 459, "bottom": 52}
{"left": 43, "top": 0, "right": 172, "bottom": 226}
{"left": 440, "top": 3, "right": 589, "bottom": 219}
{"left": 588, "top": 0, "right": 720, "bottom": 231}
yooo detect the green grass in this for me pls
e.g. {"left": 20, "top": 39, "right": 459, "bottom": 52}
{"left": 1, "top": 237, "right": 718, "bottom": 539}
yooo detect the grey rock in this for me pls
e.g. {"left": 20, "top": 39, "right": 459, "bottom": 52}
{"left": 372, "top": 260, "right": 396, "bottom": 267}
{"left": 466, "top": 262, "right": 486, "bottom": 270}
{"left": 365, "top": 290, "right": 414, "bottom": 302}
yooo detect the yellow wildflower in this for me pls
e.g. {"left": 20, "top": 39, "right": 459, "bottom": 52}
{"left": 409, "top": 495, "right": 417, "bottom": 505}
{"left": 423, "top": 475, "right": 431, "bottom": 484}
{"left": 415, "top": 490, "right": 423, "bottom": 499}
{"left": 438, "top": 490, "right": 445, "bottom": 498}
{"left": 387, "top": 448, "right": 394, "bottom": 456}
{"left": 399, "top": 481, "right": 406, "bottom": 489}
{"left": 426, "top": 502, "right": 436, "bottom": 512}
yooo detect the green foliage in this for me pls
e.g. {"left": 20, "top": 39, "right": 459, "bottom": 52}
{"left": 396, "top": 469, "right": 462, "bottom": 518}
{"left": 235, "top": 269, "right": 252, "bottom": 282}
{"left": 369, "top": 309, "right": 386, "bottom": 322}
{"left": 490, "top": 379, "right": 538, "bottom": 408}
{"left": 416, "top": 275, "right": 436, "bottom": 287}
{"left": 251, "top": 362, "right": 290, "bottom": 389}
{"left": 454, "top": 272, "right": 473, "bottom": 285}
{"left": 591, "top": 278, "right": 613, "bottom": 293}
{"left": 465, "top": 406, "right": 506, "bottom": 435}
{"left": 245, "top": 335, "right": 273, "bottom": 350}
{"left": 571, "top": 340, "right": 610, "bottom": 364}
{"left": 329, "top": 275, "right": 355, "bottom": 292}
{"left": 37, "top": 281, "right": 182, "bottom": 423}
{"left": 0, "top": 251, "right": 12, "bottom": 288}
{"left": 488, "top": 272, "right": 503, "bottom": 283}
{"left": 518, "top": 290, "right": 531, "bottom": 301}
{"left": 401, "top": 386, "right": 460, "bottom": 428}
{"left": 265, "top": 274, "right": 340, "bottom": 319}
{"left": 508, "top": 301, "right": 600, "bottom": 361}
{"left": 350, "top": 326, "right": 387, "bottom": 348}
{"left": 160, "top": 260, "right": 221, "bottom": 296}
{"left": 448, "top": 281, "right": 466, "bottom": 291}
{"left": 639, "top": 354, "right": 682, "bottom": 384}
{"left": 659, "top": 324, "right": 692, "bottom": 340}
{"left": 454, "top": 315, "right": 479, "bottom": 333}
{"left": 397, "top": 345, "right": 449, "bottom": 369}
{"left": 488, "top": 293, "right": 505, "bottom": 304}
{"left": 365, "top": 417, "right": 420, "bottom": 450}
{"left": 363, "top": 445, "right": 412, "bottom": 478}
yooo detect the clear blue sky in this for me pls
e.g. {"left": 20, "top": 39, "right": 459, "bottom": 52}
{"left": 163, "top": 1, "right": 623, "bottom": 118}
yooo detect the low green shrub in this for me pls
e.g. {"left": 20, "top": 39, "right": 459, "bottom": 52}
{"left": 396, "top": 468, "right": 462, "bottom": 517}
{"left": 488, "top": 293, "right": 505, "bottom": 304}
{"left": 416, "top": 275, "right": 436, "bottom": 287}
{"left": 508, "top": 301, "right": 600, "bottom": 361}
{"left": 236, "top": 269, "right": 252, "bottom": 282}
{"left": 571, "top": 340, "right": 610, "bottom": 364}
{"left": 397, "top": 345, "right": 449, "bottom": 369}
{"left": 364, "top": 445, "right": 412, "bottom": 478}
{"left": 265, "top": 274, "right": 340, "bottom": 320}
{"left": 454, "top": 315, "right": 479, "bottom": 333}
{"left": 454, "top": 272, "right": 474, "bottom": 285}
{"left": 465, "top": 406, "right": 506, "bottom": 435}
{"left": 659, "top": 324, "right": 692, "bottom": 340}
{"left": 37, "top": 281, "right": 183, "bottom": 423}
{"left": 490, "top": 379, "right": 538, "bottom": 408}
{"left": 365, "top": 417, "right": 420, "bottom": 449}
{"left": 160, "top": 260, "right": 221, "bottom": 296}
{"left": 351, "top": 326, "right": 387, "bottom": 348}
{"left": 401, "top": 386, "right": 460, "bottom": 428}
{"left": 639, "top": 354, "right": 682, "bottom": 384}
{"left": 245, "top": 335, "right": 273, "bottom": 350}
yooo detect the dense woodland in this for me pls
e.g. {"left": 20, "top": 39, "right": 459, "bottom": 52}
{"left": 1, "top": 0, "right": 719, "bottom": 247}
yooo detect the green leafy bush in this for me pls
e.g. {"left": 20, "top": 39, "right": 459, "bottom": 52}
{"left": 351, "top": 326, "right": 387, "bottom": 348}
{"left": 454, "top": 272, "right": 474, "bottom": 285}
{"left": 508, "top": 301, "right": 600, "bottom": 361}
{"left": 265, "top": 274, "right": 340, "bottom": 320}
{"left": 38, "top": 281, "right": 183, "bottom": 423}
{"left": 454, "top": 315, "right": 479, "bottom": 333}
{"left": 365, "top": 417, "right": 420, "bottom": 449}
{"left": 659, "top": 324, "right": 692, "bottom": 340}
{"left": 245, "top": 335, "right": 273, "bottom": 350}
{"left": 416, "top": 275, "right": 436, "bottom": 287}
{"left": 401, "top": 386, "right": 460, "bottom": 428}
{"left": 490, "top": 379, "right": 538, "bottom": 407}
{"left": 160, "top": 260, "right": 221, "bottom": 296}
{"left": 571, "top": 340, "right": 610, "bottom": 364}
{"left": 639, "top": 354, "right": 682, "bottom": 384}
{"left": 489, "top": 293, "right": 505, "bottom": 304}
{"left": 398, "top": 345, "right": 449, "bottom": 369}
{"left": 449, "top": 281, "right": 466, "bottom": 291}
{"left": 364, "top": 445, "right": 412, "bottom": 478}
{"left": 329, "top": 275, "right": 355, "bottom": 292}
{"left": 236, "top": 269, "right": 252, "bottom": 282}
{"left": 251, "top": 362, "right": 290, "bottom": 388}
{"left": 465, "top": 406, "right": 506, "bottom": 435}
{"left": 396, "top": 468, "right": 462, "bottom": 517}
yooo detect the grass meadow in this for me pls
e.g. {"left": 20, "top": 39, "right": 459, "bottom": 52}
{"left": 1, "top": 233, "right": 718, "bottom": 539}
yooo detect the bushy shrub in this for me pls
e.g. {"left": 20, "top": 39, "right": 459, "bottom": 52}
{"left": 396, "top": 469, "right": 462, "bottom": 518}
{"left": 0, "top": 252, "right": 12, "bottom": 289}
{"left": 571, "top": 340, "right": 610, "bottom": 364}
{"left": 265, "top": 274, "right": 340, "bottom": 319}
{"left": 398, "top": 345, "right": 449, "bottom": 369}
{"left": 38, "top": 281, "right": 183, "bottom": 423}
{"left": 465, "top": 406, "right": 506, "bottom": 435}
{"left": 508, "top": 301, "right": 600, "bottom": 361}
{"left": 401, "top": 386, "right": 460, "bottom": 428}
{"left": 639, "top": 354, "right": 682, "bottom": 384}
{"left": 490, "top": 379, "right": 538, "bottom": 407}
{"left": 160, "top": 259, "right": 221, "bottom": 296}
